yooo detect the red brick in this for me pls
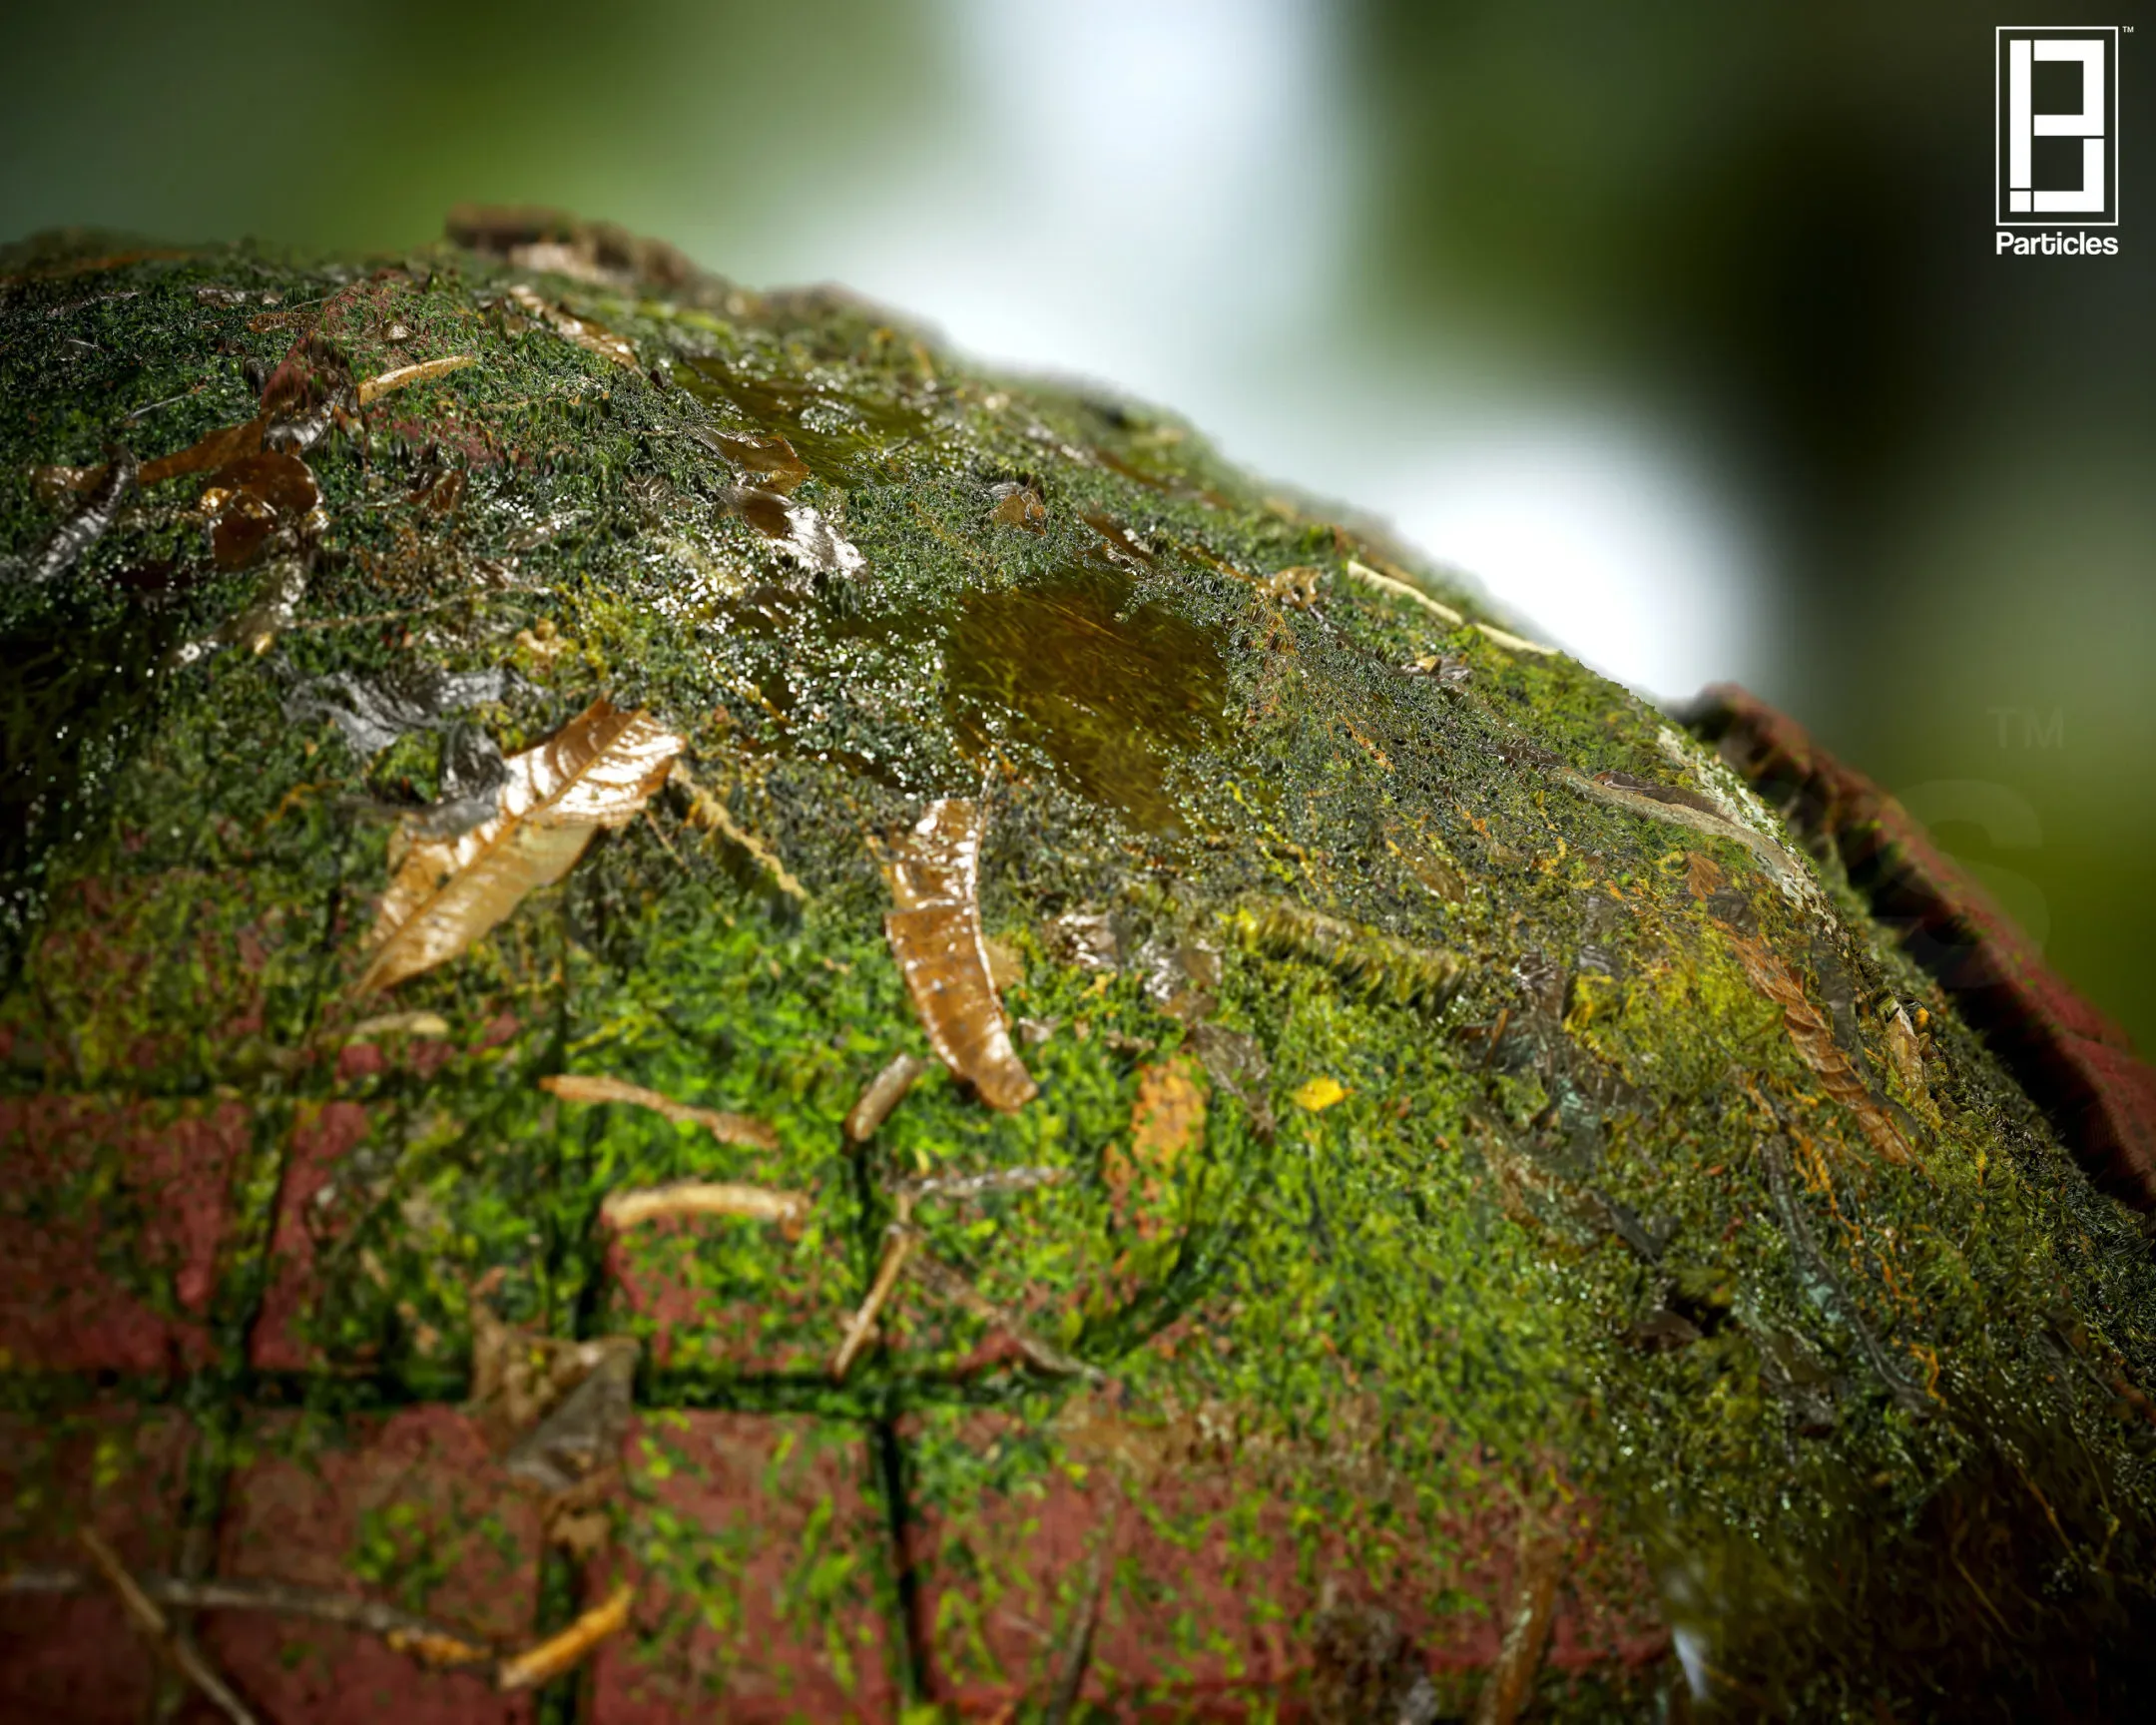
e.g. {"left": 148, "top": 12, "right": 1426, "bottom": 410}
{"left": 900, "top": 1405, "right": 1666, "bottom": 1717}
{"left": 248, "top": 1099, "right": 373, "bottom": 1372}
{"left": 0, "top": 1096, "right": 249, "bottom": 1373}
{"left": 589, "top": 1412, "right": 900, "bottom": 1723}
{"left": 203, "top": 1406, "right": 544, "bottom": 1724}
{"left": 0, "top": 1406, "right": 195, "bottom": 1722}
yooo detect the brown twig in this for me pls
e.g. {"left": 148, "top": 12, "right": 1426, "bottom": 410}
{"left": 893, "top": 1165, "right": 1069, "bottom": 1206}
{"left": 356, "top": 354, "right": 477, "bottom": 405}
{"left": 541, "top": 1072, "right": 779, "bottom": 1150}
{"left": 77, "top": 1532, "right": 264, "bottom": 1725}
{"left": 600, "top": 1179, "right": 808, "bottom": 1230}
{"left": 496, "top": 1582, "right": 634, "bottom": 1691}
{"left": 7, "top": 1564, "right": 497, "bottom": 1672}
{"left": 844, "top": 1051, "right": 928, "bottom": 1142}
{"left": 908, "top": 1249, "right": 1101, "bottom": 1382}
{"left": 831, "top": 1224, "right": 916, "bottom": 1380}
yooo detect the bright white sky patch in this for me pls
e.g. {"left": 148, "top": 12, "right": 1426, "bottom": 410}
{"left": 756, "top": 0, "right": 1767, "bottom": 700}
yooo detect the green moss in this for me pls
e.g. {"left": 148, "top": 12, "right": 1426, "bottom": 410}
{"left": 3, "top": 230, "right": 2155, "bottom": 1719}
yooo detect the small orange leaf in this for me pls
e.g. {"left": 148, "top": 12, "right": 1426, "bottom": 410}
{"left": 1131, "top": 1056, "right": 1207, "bottom": 1170}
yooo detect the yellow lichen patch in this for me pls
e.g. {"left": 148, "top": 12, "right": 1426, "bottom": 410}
{"left": 1294, "top": 1075, "right": 1348, "bottom": 1113}
{"left": 1131, "top": 1055, "right": 1208, "bottom": 1170}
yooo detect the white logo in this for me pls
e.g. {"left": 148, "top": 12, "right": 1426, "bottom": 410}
{"left": 1996, "top": 26, "right": 2118, "bottom": 227}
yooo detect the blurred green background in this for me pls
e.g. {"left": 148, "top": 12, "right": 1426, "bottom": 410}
{"left": 4, "top": 0, "right": 2150, "bottom": 1048}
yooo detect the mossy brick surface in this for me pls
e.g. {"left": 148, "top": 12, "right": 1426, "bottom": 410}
{"left": 2, "top": 223, "right": 2156, "bottom": 1720}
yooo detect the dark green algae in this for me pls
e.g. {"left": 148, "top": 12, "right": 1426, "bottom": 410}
{"left": 1, "top": 227, "right": 2155, "bottom": 1721}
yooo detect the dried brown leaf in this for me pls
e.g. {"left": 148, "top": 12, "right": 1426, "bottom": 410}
{"left": 357, "top": 699, "right": 683, "bottom": 992}
{"left": 199, "top": 450, "right": 320, "bottom": 568}
{"left": 540, "top": 1072, "right": 778, "bottom": 1149}
{"left": 697, "top": 427, "right": 811, "bottom": 495}
{"left": 884, "top": 798, "right": 1038, "bottom": 1112}
{"left": 496, "top": 1583, "right": 634, "bottom": 1691}
{"left": 599, "top": 1181, "right": 808, "bottom": 1230}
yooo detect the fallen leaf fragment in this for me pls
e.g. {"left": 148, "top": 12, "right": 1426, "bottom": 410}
{"left": 1733, "top": 937, "right": 1913, "bottom": 1165}
{"left": 600, "top": 1181, "right": 808, "bottom": 1231}
{"left": 541, "top": 1071, "right": 779, "bottom": 1150}
{"left": 357, "top": 353, "right": 477, "bottom": 404}
{"left": 504, "top": 1341, "right": 639, "bottom": 1492}
{"left": 988, "top": 481, "right": 1047, "bottom": 531}
{"left": 674, "top": 764, "right": 807, "bottom": 900}
{"left": 727, "top": 484, "right": 866, "bottom": 576}
{"left": 694, "top": 426, "right": 811, "bottom": 494}
{"left": 884, "top": 798, "right": 1038, "bottom": 1112}
{"left": 1470, "top": 1516, "right": 1566, "bottom": 1725}
{"left": 199, "top": 449, "right": 321, "bottom": 568}
{"left": 506, "top": 284, "right": 638, "bottom": 368}
{"left": 1293, "top": 1075, "right": 1348, "bottom": 1113}
{"left": 358, "top": 699, "right": 683, "bottom": 991}
{"left": 496, "top": 1583, "right": 634, "bottom": 1691}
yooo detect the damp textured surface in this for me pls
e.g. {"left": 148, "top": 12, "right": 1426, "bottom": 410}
{"left": 3, "top": 219, "right": 2156, "bottom": 1723}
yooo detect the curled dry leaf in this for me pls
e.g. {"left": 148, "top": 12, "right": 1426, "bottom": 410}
{"left": 540, "top": 1071, "right": 779, "bottom": 1150}
{"left": 599, "top": 1181, "right": 808, "bottom": 1231}
{"left": 1734, "top": 937, "right": 1913, "bottom": 1165}
{"left": 883, "top": 798, "right": 1038, "bottom": 1112}
{"left": 357, "top": 699, "right": 684, "bottom": 992}
{"left": 495, "top": 1583, "right": 635, "bottom": 1691}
